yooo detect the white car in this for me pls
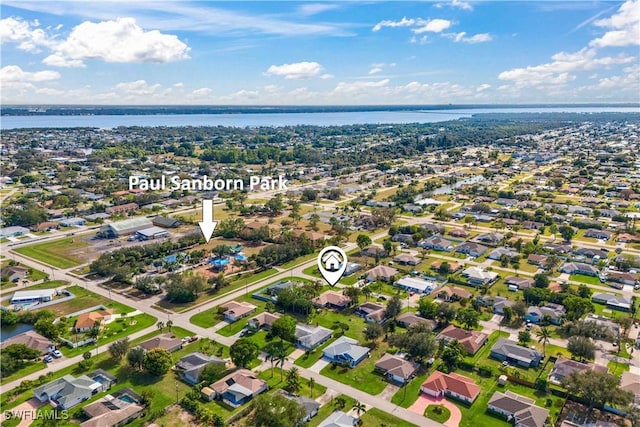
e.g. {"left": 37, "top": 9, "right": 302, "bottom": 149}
{"left": 52, "top": 350, "right": 63, "bottom": 358}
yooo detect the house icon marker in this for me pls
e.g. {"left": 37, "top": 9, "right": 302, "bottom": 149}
{"left": 323, "top": 253, "right": 342, "bottom": 272}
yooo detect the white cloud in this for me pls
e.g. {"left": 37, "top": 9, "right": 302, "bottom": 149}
{"left": 369, "top": 65, "right": 383, "bottom": 75}
{"left": 265, "top": 61, "right": 324, "bottom": 79}
{"left": 51, "top": 18, "right": 190, "bottom": 66}
{"left": 42, "top": 54, "right": 85, "bottom": 68}
{"left": 173, "top": 82, "right": 184, "bottom": 88}
{"left": 298, "top": 3, "right": 340, "bottom": 16}
{"left": 445, "top": 32, "right": 492, "bottom": 43}
{"left": 410, "top": 35, "right": 429, "bottom": 45}
{"left": 331, "top": 79, "right": 390, "bottom": 96}
{"left": 372, "top": 17, "right": 415, "bottom": 32}
{"left": 191, "top": 88, "right": 212, "bottom": 97}
{"left": 0, "top": 17, "right": 54, "bottom": 53}
{"left": 435, "top": 0, "right": 473, "bottom": 11}
{"left": 220, "top": 89, "right": 260, "bottom": 101}
{"left": 35, "top": 87, "right": 64, "bottom": 96}
{"left": 0, "top": 65, "right": 60, "bottom": 82}
{"left": 114, "top": 80, "right": 161, "bottom": 96}
{"left": 590, "top": 0, "right": 639, "bottom": 47}
{"left": 413, "top": 19, "right": 452, "bottom": 34}
{"left": 320, "top": 73, "right": 334, "bottom": 79}
{"left": 476, "top": 84, "right": 491, "bottom": 92}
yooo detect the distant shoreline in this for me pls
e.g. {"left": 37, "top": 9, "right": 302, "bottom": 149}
{"left": 2, "top": 103, "right": 639, "bottom": 116}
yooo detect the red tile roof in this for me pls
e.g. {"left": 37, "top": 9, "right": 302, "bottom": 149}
{"left": 422, "top": 371, "right": 481, "bottom": 401}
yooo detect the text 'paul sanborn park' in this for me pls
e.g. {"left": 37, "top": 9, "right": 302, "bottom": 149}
{"left": 129, "top": 175, "right": 289, "bottom": 192}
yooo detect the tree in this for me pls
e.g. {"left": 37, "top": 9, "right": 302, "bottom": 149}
{"left": 512, "top": 301, "right": 527, "bottom": 320}
{"left": 518, "top": 330, "right": 531, "bottom": 346}
{"left": 364, "top": 323, "right": 384, "bottom": 342}
{"left": 271, "top": 315, "right": 297, "bottom": 342}
{"left": 562, "top": 370, "right": 633, "bottom": 416}
{"left": 166, "top": 320, "right": 173, "bottom": 333}
{"left": 127, "top": 347, "right": 145, "bottom": 371}
{"left": 362, "top": 286, "right": 372, "bottom": 301}
{"left": 353, "top": 402, "right": 367, "bottom": 416}
{"left": 536, "top": 327, "right": 551, "bottom": 356}
{"left": 442, "top": 340, "right": 464, "bottom": 371}
{"left": 108, "top": 338, "right": 130, "bottom": 361}
{"left": 500, "top": 254, "right": 510, "bottom": 268}
{"left": 559, "top": 225, "right": 575, "bottom": 242}
{"left": 343, "top": 286, "right": 361, "bottom": 305}
{"left": 264, "top": 341, "right": 287, "bottom": 378}
{"left": 388, "top": 323, "right": 437, "bottom": 362}
{"left": 418, "top": 297, "right": 438, "bottom": 319}
{"left": 265, "top": 194, "right": 285, "bottom": 216}
{"left": 436, "top": 303, "right": 457, "bottom": 326}
{"left": 143, "top": 348, "right": 173, "bottom": 376}
{"left": 251, "top": 393, "right": 306, "bottom": 427}
{"left": 385, "top": 295, "right": 403, "bottom": 319}
{"left": 285, "top": 367, "right": 301, "bottom": 394}
{"left": 34, "top": 318, "right": 61, "bottom": 340}
{"left": 308, "top": 377, "right": 316, "bottom": 398}
{"left": 533, "top": 274, "right": 550, "bottom": 288}
{"left": 567, "top": 336, "right": 596, "bottom": 361}
{"left": 156, "top": 321, "right": 164, "bottom": 331}
{"left": 438, "top": 261, "right": 452, "bottom": 275}
{"left": 200, "top": 362, "right": 227, "bottom": 384}
{"left": 230, "top": 338, "right": 259, "bottom": 368}
{"left": 456, "top": 308, "right": 479, "bottom": 330}
{"left": 309, "top": 213, "right": 320, "bottom": 231}
{"left": 356, "top": 234, "right": 372, "bottom": 253}
{"left": 502, "top": 306, "right": 513, "bottom": 323}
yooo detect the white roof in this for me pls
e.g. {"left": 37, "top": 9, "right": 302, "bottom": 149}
{"left": 12, "top": 289, "right": 56, "bottom": 300}
{"left": 137, "top": 226, "right": 168, "bottom": 236}
{"left": 396, "top": 276, "right": 434, "bottom": 292}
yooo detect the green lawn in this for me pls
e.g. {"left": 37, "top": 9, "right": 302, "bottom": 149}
{"left": 319, "top": 342, "right": 388, "bottom": 395}
{"left": 34, "top": 285, "right": 135, "bottom": 318}
{"left": 361, "top": 408, "right": 418, "bottom": 427}
{"left": 190, "top": 307, "right": 225, "bottom": 329}
{"left": 608, "top": 360, "right": 630, "bottom": 376}
{"left": 257, "top": 369, "right": 327, "bottom": 399}
{"left": 15, "top": 237, "right": 89, "bottom": 268}
{"left": 391, "top": 369, "right": 434, "bottom": 408}
{"left": 569, "top": 274, "right": 602, "bottom": 286}
{"left": 22, "top": 280, "right": 68, "bottom": 290}
{"left": 425, "top": 404, "right": 451, "bottom": 423}
{"left": 308, "top": 395, "right": 356, "bottom": 427}
{"left": 295, "top": 336, "right": 338, "bottom": 368}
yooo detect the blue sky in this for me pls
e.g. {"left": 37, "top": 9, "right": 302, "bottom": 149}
{"left": 1, "top": 1, "right": 638, "bottom": 105}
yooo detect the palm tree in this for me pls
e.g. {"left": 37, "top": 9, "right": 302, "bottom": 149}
{"left": 362, "top": 286, "right": 372, "bottom": 302}
{"left": 156, "top": 321, "right": 164, "bottom": 331}
{"left": 536, "top": 327, "right": 551, "bottom": 357}
{"left": 353, "top": 402, "right": 367, "bottom": 416}
{"left": 166, "top": 320, "right": 173, "bottom": 333}
{"left": 308, "top": 377, "right": 316, "bottom": 398}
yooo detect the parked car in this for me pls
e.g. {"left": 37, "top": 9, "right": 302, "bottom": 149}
{"left": 43, "top": 355, "right": 53, "bottom": 363}
{"left": 188, "top": 336, "right": 198, "bottom": 343}
{"left": 52, "top": 350, "right": 63, "bottom": 358}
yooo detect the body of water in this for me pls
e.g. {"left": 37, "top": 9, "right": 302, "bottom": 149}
{"left": 0, "top": 322, "right": 34, "bottom": 342}
{"left": 1, "top": 107, "right": 638, "bottom": 129}
{"left": 433, "top": 175, "right": 487, "bottom": 195}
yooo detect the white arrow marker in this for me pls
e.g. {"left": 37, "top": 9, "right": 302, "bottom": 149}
{"left": 198, "top": 199, "right": 217, "bottom": 243}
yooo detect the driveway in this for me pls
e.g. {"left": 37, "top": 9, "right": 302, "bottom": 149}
{"left": 1, "top": 397, "right": 46, "bottom": 427}
{"left": 409, "top": 394, "right": 462, "bottom": 427}
{"left": 309, "top": 358, "right": 330, "bottom": 373}
{"left": 378, "top": 383, "right": 400, "bottom": 399}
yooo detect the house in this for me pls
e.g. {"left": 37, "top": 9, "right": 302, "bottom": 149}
{"left": 355, "top": 302, "right": 386, "bottom": 323}
{"left": 344, "top": 262, "right": 362, "bottom": 276}
{"left": 209, "top": 369, "right": 268, "bottom": 407}
{"left": 0, "top": 226, "right": 30, "bottom": 238}
{"left": 152, "top": 216, "right": 182, "bottom": 228}
{"left": 1, "top": 330, "right": 55, "bottom": 355}
{"left": 584, "top": 314, "right": 619, "bottom": 338}
{"left": 492, "top": 297, "right": 515, "bottom": 315}
{"left": 397, "top": 312, "right": 436, "bottom": 330}
{"left": 522, "top": 221, "right": 544, "bottom": 230}
{"left": 11, "top": 289, "right": 55, "bottom": 305}
{"left": 276, "top": 390, "right": 320, "bottom": 423}
{"left": 361, "top": 245, "right": 387, "bottom": 258}
{"left": 462, "top": 267, "right": 499, "bottom": 286}
{"left": 80, "top": 388, "right": 144, "bottom": 427}
{"left": 3, "top": 265, "right": 29, "bottom": 282}
{"left": 365, "top": 265, "right": 398, "bottom": 282}
{"left": 74, "top": 309, "right": 114, "bottom": 332}
{"left": 34, "top": 375, "right": 103, "bottom": 409}
{"left": 476, "top": 232, "right": 504, "bottom": 245}
{"left": 430, "top": 260, "right": 461, "bottom": 273}
{"left": 606, "top": 271, "right": 638, "bottom": 286}
{"left": 395, "top": 276, "right": 436, "bottom": 294}
{"left": 419, "top": 236, "right": 455, "bottom": 251}
{"left": 559, "top": 262, "right": 599, "bottom": 277}
{"left": 488, "top": 247, "right": 520, "bottom": 261}
{"left": 455, "top": 242, "right": 488, "bottom": 257}
{"left": 487, "top": 391, "right": 549, "bottom": 427}
{"left": 31, "top": 221, "right": 60, "bottom": 232}
{"left": 421, "top": 371, "right": 481, "bottom": 403}
{"left": 318, "top": 410, "right": 358, "bottom": 427}
{"left": 105, "top": 203, "right": 139, "bottom": 215}
{"left": 375, "top": 353, "right": 419, "bottom": 384}
{"left": 505, "top": 276, "right": 534, "bottom": 291}
{"left": 437, "top": 325, "right": 488, "bottom": 355}
{"left": 525, "top": 303, "right": 566, "bottom": 325}
{"left": 584, "top": 229, "right": 612, "bottom": 240}
{"left": 617, "top": 233, "right": 640, "bottom": 243}
{"left": 312, "top": 290, "right": 351, "bottom": 310}
{"left": 99, "top": 217, "right": 153, "bottom": 238}
{"left": 527, "top": 254, "right": 548, "bottom": 268}
{"left": 393, "top": 254, "right": 420, "bottom": 265}
{"left": 419, "top": 222, "right": 446, "bottom": 234}
{"left": 449, "top": 228, "right": 469, "bottom": 238}
{"left": 295, "top": 324, "right": 333, "bottom": 350}
{"left": 136, "top": 226, "right": 169, "bottom": 240}
{"left": 221, "top": 301, "right": 257, "bottom": 322}
{"left": 620, "top": 372, "right": 640, "bottom": 407}
{"left": 59, "top": 217, "right": 86, "bottom": 227}
{"left": 138, "top": 333, "right": 183, "bottom": 353}
{"left": 176, "top": 352, "right": 227, "bottom": 385}
{"left": 490, "top": 338, "right": 543, "bottom": 368}
{"left": 591, "top": 293, "right": 632, "bottom": 311}
{"left": 438, "top": 286, "right": 472, "bottom": 302}
{"left": 323, "top": 336, "right": 370, "bottom": 367}
{"left": 548, "top": 357, "right": 607, "bottom": 385}
{"left": 392, "top": 233, "right": 415, "bottom": 245}
{"left": 574, "top": 247, "right": 609, "bottom": 261}
{"left": 248, "top": 312, "right": 282, "bottom": 330}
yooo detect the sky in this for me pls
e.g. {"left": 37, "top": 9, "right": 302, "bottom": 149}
{"left": 1, "top": 0, "right": 639, "bottom": 105}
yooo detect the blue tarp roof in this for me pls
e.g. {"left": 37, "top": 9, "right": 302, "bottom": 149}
{"left": 210, "top": 258, "right": 230, "bottom": 266}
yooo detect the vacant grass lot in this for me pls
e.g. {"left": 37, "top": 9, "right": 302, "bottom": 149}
{"left": 15, "top": 237, "right": 89, "bottom": 268}
{"left": 34, "top": 285, "right": 135, "bottom": 317}
{"left": 569, "top": 274, "right": 602, "bottom": 286}
{"left": 319, "top": 341, "right": 388, "bottom": 395}
{"left": 361, "top": 408, "right": 418, "bottom": 427}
